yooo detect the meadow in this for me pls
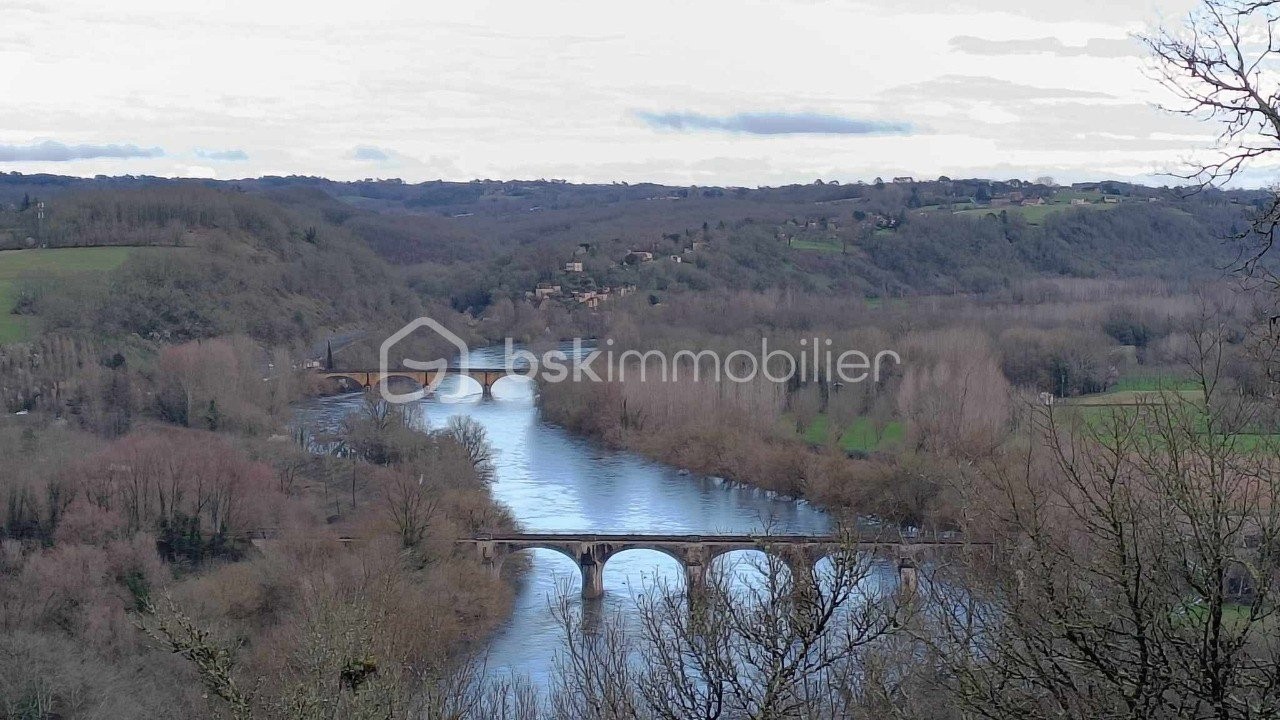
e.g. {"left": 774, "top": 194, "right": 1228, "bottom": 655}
{"left": 0, "top": 246, "right": 158, "bottom": 343}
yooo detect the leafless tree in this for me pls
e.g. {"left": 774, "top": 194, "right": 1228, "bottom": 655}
{"left": 1144, "top": 0, "right": 1280, "bottom": 272}
{"left": 381, "top": 468, "right": 439, "bottom": 549}
{"left": 925, "top": 319, "right": 1280, "bottom": 719}
{"left": 533, "top": 533, "right": 907, "bottom": 720}
{"left": 446, "top": 415, "right": 496, "bottom": 483}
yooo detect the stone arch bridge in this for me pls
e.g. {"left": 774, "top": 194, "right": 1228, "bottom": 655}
{"left": 459, "top": 531, "right": 985, "bottom": 599}
{"left": 316, "top": 366, "right": 530, "bottom": 397}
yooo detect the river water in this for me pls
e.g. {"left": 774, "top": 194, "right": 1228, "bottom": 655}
{"left": 293, "top": 346, "right": 831, "bottom": 685}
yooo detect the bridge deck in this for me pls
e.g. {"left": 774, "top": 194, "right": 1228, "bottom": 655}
{"left": 465, "top": 532, "right": 982, "bottom": 545}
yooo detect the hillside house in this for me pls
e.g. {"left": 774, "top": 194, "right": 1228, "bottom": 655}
{"left": 564, "top": 261, "right": 584, "bottom": 272}
{"left": 573, "top": 290, "right": 601, "bottom": 309}
{"left": 533, "top": 283, "right": 562, "bottom": 300}
{"left": 669, "top": 255, "right": 683, "bottom": 263}
{"left": 574, "top": 242, "right": 592, "bottom": 256}
{"left": 1072, "top": 198, "right": 1088, "bottom": 205}
{"left": 624, "top": 250, "right": 654, "bottom": 264}
{"left": 892, "top": 176, "right": 914, "bottom": 183}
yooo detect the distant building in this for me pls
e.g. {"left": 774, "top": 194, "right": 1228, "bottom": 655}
{"left": 624, "top": 250, "right": 654, "bottom": 264}
{"left": 533, "top": 283, "right": 562, "bottom": 299}
{"left": 574, "top": 242, "right": 592, "bottom": 256}
{"left": 1071, "top": 198, "right": 1088, "bottom": 205}
{"left": 892, "top": 176, "right": 914, "bottom": 183}
{"left": 669, "top": 255, "right": 683, "bottom": 263}
{"left": 1102, "top": 196, "right": 1120, "bottom": 204}
{"left": 564, "top": 261, "right": 584, "bottom": 272}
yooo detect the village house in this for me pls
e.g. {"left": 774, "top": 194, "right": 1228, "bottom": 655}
{"left": 669, "top": 255, "right": 683, "bottom": 263}
{"left": 573, "top": 290, "right": 601, "bottom": 309}
{"left": 624, "top": 250, "right": 654, "bottom": 264}
{"left": 892, "top": 176, "right": 914, "bottom": 183}
{"left": 533, "top": 283, "right": 562, "bottom": 300}
{"left": 564, "top": 261, "right": 584, "bottom": 272}
{"left": 1072, "top": 198, "right": 1088, "bottom": 205}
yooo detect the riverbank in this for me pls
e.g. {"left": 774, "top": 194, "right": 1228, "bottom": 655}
{"left": 291, "top": 371, "right": 831, "bottom": 686}
{"left": 534, "top": 373, "right": 962, "bottom": 529}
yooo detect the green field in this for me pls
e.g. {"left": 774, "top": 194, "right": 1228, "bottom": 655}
{"left": 1063, "top": 377, "right": 1280, "bottom": 451}
{"left": 0, "top": 247, "right": 150, "bottom": 343}
{"left": 798, "top": 414, "right": 904, "bottom": 453}
{"left": 954, "top": 198, "right": 1121, "bottom": 225}
{"left": 790, "top": 237, "right": 843, "bottom": 253}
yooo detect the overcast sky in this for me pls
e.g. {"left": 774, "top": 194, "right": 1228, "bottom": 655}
{"left": 3, "top": 0, "right": 1259, "bottom": 186}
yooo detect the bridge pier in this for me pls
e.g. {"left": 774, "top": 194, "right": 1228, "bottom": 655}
{"left": 897, "top": 549, "right": 919, "bottom": 599}
{"left": 685, "top": 562, "right": 707, "bottom": 597}
{"left": 581, "top": 559, "right": 605, "bottom": 599}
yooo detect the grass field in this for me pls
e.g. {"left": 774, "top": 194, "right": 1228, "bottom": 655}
{"left": 954, "top": 198, "right": 1121, "bottom": 225}
{"left": 0, "top": 247, "right": 150, "bottom": 343}
{"left": 798, "top": 413, "right": 905, "bottom": 453}
{"left": 1063, "top": 376, "right": 1280, "bottom": 451}
{"left": 790, "top": 237, "right": 843, "bottom": 253}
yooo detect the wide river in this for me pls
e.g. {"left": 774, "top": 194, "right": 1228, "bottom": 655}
{"left": 293, "top": 346, "right": 831, "bottom": 685}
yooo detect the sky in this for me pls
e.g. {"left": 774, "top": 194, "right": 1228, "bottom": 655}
{"left": 1, "top": 0, "right": 1261, "bottom": 186}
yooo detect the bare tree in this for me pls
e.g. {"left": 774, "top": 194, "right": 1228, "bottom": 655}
{"left": 446, "top": 415, "right": 496, "bottom": 483}
{"left": 533, "top": 532, "right": 906, "bottom": 720}
{"left": 382, "top": 468, "right": 439, "bottom": 549}
{"left": 926, "top": 321, "right": 1280, "bottom": 719}
{"left": 1144, "top": 1, "right": 1280, "bottom": 271}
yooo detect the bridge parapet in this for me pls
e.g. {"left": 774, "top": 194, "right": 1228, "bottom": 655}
{"left": 459, "top": 532, "right": 982, "bottom": 600}
{"left": 316, "top": 366, "right": 531, "bottom": 396}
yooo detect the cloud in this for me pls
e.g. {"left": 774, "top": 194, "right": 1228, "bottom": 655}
{"left": 0, "top": 140, "right": 164, "bottom": 162}
{"left": 950, "top": 35, "right": 1139, "bottom": 59}
{"left": 195, "top": 148, "right": 249, "bottom": 161}
{"left": 890, "top": 75, "right": 1115, "bottom": 102}
{"left": 635, "top": 111, "right": 912, "bottom": 135}
{"left": 353, "top": 146, "right": 391, "bottom": 161}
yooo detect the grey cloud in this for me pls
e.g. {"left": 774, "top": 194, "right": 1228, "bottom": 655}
{"left": 636, "top": 111, "right": 912, "bottom": 135}
{"left": 353, "top": 146, "right": 391, "bottom": 161}
{"left": 919, "top": 0, "right": 1194, "bottom": 23}
{"left": 890, "top": 75, "right": 1115, "bottom": 102}
{"left": 0, "top": 140, "right": 164, "bottom": 162}
{"left": 951, "top": 35, "right": 1139, "bottom": 59}
{"left": 195, "top": 148, "right": 249, "bottom": 161}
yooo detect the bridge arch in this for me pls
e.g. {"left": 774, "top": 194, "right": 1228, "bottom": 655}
{"left": 487, "top": 541, "right": 582, "bottom": 578}
{"left": 488, "top": 372, "right": 534, "bottom": 399}
{"left": 433, "top": 373, "right": 482, "bottom": 401}
{"left": 600, "top": 548, "right": 690, "bottom": 594}
{"left": 322, "top": 372, "right": 371, "bottom": 391}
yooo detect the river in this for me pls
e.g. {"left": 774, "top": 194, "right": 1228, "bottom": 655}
{"left": 293, "top": 345, "right": 832, "bottom": 686}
